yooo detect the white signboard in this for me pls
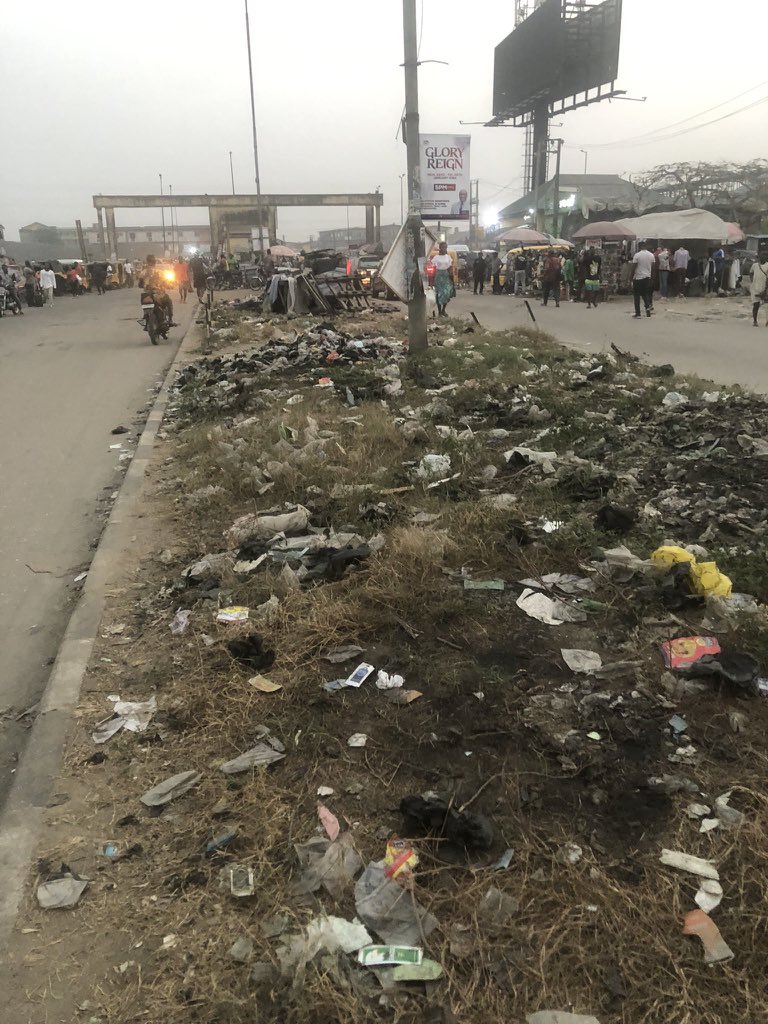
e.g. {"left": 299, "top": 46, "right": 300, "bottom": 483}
{"left": 419, "top": 134, "right": 471, "bottom": 221}
{"left": 379, "top": 222, "right": 439, "bottom": 302}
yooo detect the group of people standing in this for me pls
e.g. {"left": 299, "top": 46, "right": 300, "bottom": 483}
{"left": 470, "top": 247, "right": 604, "bottom": 308}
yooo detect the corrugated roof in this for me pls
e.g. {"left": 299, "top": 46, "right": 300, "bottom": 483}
{"left": 499, "top": 175, "right": 671, "bottom": 219}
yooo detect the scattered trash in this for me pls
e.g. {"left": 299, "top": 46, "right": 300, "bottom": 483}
{"left": 357, "top": 945, "right": 422, "bottom": 966}
{"left": 205, "top": 830, "right": 238, "bottom": 856}
{"left": 695, "top": 879, "right": 724, "bottom": 913}
{"left": 347, "top": 733, "right": 368, "bottom": 747}
{"left": 527, "top": 1014, "right": 601, "bottom": 1024}
{"left": 492, "top": 848, "right": 515, "bottom": 870}
{"left": 229, "top": 864, "right": 255, "bottom": 898}
{"left": 73, "top": 571, "right": 88, "bottom": 583}
{"left": 415, "top": 454, "right": 452, "bottom": 480}
{"left": 660, "top": 636, "right": 721, "bottom": 669}
{"left": 140, "top": 770, "right": 202, "bottom": 807}
{"left": 36, "top": 873, "right": 89, "bottom": 910}
{"left": 659, "top": 849, "right": 719, "bottom": 881}
{"left": 383, "top": 837, "right": 418, "bottom": 880}
{"left": 318, "top": 804, "right": 340, "bottom": 841}
{"left": 383, "top": 688, "right": 423, "bottom": 705}
{"left": 517, "top": 589, "right": 587, "bottom": 625}
{"left": 555, "top": 842, "right": 583, "bottom": 866}
{"left": 170, "top": 609, "right": 191, "bottom": 635}
{"left": 686, "top": 802, "right": 711, "bottom": 819}
{"left": 228, "top": 936, "right": 254, "bottom": 962}
{"left": 220, "top": 736, "right": 286, "bottom": 773}
{"left": 226, "top": 505, "right": 311, "bottom": 547}
{"left": 321, "top": 644, "right": 365, "bottom": 664}
{"left": 277, "top": 915, "right": 372, "bottom": 973}
{"left": 354, "top": 862, "right": 438, "bottom": 946}
{"left": 662, "top": 391, "right": 688, "bottom": 407}
{"left": 216, "top": 606, "right": 250, "bottom": 623}
{"left": 714, "top": 791, "right": 745, "bottom": 828}
{"left": 391, "top": 959, "right": 443, "bottom": 981}
{"left": 294, "top": 833, "right": 363, "bottom": 898}
{"left": 463, "top": 578, "right": 505, "bottom": 591}
{"left": 561, "top": 649, "right": 602, "bottom": 674}
{"left": 317, "top": 785, "right": 334, "bottom": 797}
{"left": 682, "top": 909, "right": 734, "bottom": 964}
{"left": 343, "top": 663, "right": 375, "bottom": 689}
{"left": 92, "top": 695, "right": 157, "bottom": 743}
{"left": 375, "top": 670, "right": 404, "bottom": 690}
{"left": 669, "top": 714, "right": 688, "bottom": 735}
{"left": 249, "top": 674, "right": 282, "bottom": 693}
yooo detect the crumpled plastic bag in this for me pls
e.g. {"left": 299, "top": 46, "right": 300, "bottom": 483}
{"left": 92, "top": 695, "right": 157, "bottom": 743}
{"left": 354, "top": 862, "right": 438, "bottom": 946}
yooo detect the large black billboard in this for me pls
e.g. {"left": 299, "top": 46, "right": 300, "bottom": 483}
{"left": 493, "top": 0, "right": 622, "bottom": 118}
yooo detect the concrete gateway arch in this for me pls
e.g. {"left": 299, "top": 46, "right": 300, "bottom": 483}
{"left": 92, "top": 192, "right": 384, "bottom": 258}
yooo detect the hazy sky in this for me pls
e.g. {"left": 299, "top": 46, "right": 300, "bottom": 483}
{"left": 2, "top": 1, "right": 766, "bottom": 243}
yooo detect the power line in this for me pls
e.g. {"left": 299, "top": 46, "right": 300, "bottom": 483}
{"left": 571, "top": 83, "right": 768, "bottom": 150}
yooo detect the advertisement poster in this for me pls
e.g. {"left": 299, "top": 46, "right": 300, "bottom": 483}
{"left": 419, "top": 134, "right": 471, "bottom": 221}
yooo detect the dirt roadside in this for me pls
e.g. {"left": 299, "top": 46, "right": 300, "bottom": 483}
{"left": 2, "top": 303, "right": 768, "bottom": 1024}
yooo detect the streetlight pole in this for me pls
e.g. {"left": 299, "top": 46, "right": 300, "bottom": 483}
{"left": 159, "top": 173, "right": 167, "bottom": 254}
{"left": 244, "top": 0, "right": 265, "bottom": 254}
{"left": 551, "top": 138, "right": 563, "bottom": 238}
{"left": 402, "top": 0, "right": 426, "bottom": 352}
{"left": 399, "top": 173, "right": 405, "bottom": 223}
{"left": 229, "top": 151, "right": 236, "bottom": 195}
{"left": 580, "top": 149, "right": 588, "bottom": 175}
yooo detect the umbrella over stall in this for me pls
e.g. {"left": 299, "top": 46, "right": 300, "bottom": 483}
{"left": 571, "top": 221, "right": 637, "bottom": 242}
{"left": 496, "top": 227, "right": 550, "bottom": 245}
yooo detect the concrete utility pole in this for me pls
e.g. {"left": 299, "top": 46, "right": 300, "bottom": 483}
{"left": 244, "top": 0, "right": 265, "bottom": 254}
{"left": 551, "top": 138, "right": 563, "bottom": 238}
{"left": 402, "top": 0, "right": 427, "bottom": 352}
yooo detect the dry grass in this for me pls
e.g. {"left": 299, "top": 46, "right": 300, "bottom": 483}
{"left": 14, "top": 310, "right": 768, "bottom": 1024}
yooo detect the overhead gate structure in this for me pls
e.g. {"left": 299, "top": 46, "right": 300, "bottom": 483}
{"left": 92, "top": 192, "right": 384, "bottom": 259}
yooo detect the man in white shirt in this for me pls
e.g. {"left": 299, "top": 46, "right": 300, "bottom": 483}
{"left": 672, "top": 245, "right": 690, "bottom": 298}
{"left": 632, "top": 241, "right": 655, "bottom": 318}
{"left": 39, "top": 263, "right": 57, "bottom": 307}
{"left": 124, "top": 260, "right": 134, "bottom": 287}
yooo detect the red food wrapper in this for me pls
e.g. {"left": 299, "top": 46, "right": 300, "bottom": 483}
{"left": 660, "top": 636, "right": 721, "bottom": 669}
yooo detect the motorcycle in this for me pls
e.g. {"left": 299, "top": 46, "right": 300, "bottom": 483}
{"left": 138, "top": 267, "right": 175, "bottom": 344}
{"left": 0, "top": 283, "right": 23, "bottom": 316}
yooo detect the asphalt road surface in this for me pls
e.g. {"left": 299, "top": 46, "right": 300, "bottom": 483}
{"left": 0, "top": 286, "right": 193, "bottom": 805}
{"left": 451, "top": 289, "right": 768, "bottom": 392}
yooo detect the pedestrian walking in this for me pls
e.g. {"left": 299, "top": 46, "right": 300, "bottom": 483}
{"left": 631, "top": 240, "right": 655, "bottom": 318}
{"left": 582, "top": 248, "right": 602, "bottom": 308}
{"left": 540, "top": 249, "right": 562, "bottom": 307}
{"left": 491, "top": 252, "right": 503, "bottom": 294}
{"left": 749, "top": 257, "right": 768, "bottom": 326}
{"left": 657, "top": 246, "right": 670, "bottom": 299}
{"left": 23, "top": 260, "right": 36, "bottom": 307}
{"left": 562, "top": 250, "right": 575, "bottom": 300}
{"left": 472, "top": 252, "right": 487, "bottom": 295}
{"left": 92, "top": 262, "right": 107, "bottom": 295}
{"left": 672, "top": 244, "right": 690, "bottom": 297}
{"left": 39, "top": 263, "right": 56, "bottom": 306}
{"left": 513, "top": 250, "right": 527, "bottom": 295}
{"left": 190, "top": 254, "right": 207, "bottom": 300}
{"left": 432, "top": 241, "right": 456, "bottom": 317}
{"left": 175, "top": 257, "right": 190, "bottom": 302}
{"left": 124, "top": 260, "right": 134, "bottom": 287}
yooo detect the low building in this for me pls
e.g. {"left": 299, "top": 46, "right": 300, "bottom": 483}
{"left": 498, "top": 174, "right": 672, "bottom": 237}
{"left": 18, "top": 221, "right": 212, "bottom": 260}
{"left": 316, "top": 223, "right": 401, "bottom": 251}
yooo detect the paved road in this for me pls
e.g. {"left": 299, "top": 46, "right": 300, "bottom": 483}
{"left": 451, "top": 290, "right": 768, "bottom": 392}
{"left": 0, "top": 287, "right": 193, "bottom": 804}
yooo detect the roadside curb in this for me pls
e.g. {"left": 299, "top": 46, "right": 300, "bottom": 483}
{"left": 0, "top": 310, "right": 202, "bottom": 948}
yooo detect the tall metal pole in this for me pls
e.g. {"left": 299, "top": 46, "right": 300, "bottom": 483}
{"left": 580, "top": 149, "right": 588, "bottom": 175}
{"left": 532, "top": 145, "right": 542, "bottom": 232}
{"left": 244, "top": 0, "right": 265, "bottom": 253}
{"left": 159, "top": 173, "right": 167, "bottom": 254}
{"left": 169, "top": 184, "right": 176, "bottom": 255}
{"left": 402, "top": 0, "right": 426, "bottom": 352}
{"left": 229, "top": 151, "right": 236, "bottom": 194}
{"left": 551, "top": 139, "right": 563, "bottom": 238}
{"left": 399, "top": 173, "right": 405, "bottom": 223}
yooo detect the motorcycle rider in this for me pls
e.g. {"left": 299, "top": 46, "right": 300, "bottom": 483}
{"left": 138, "top": 254, "right": 177, "bottom": 328}
{"left": 1, "top": 261, "right": 24, "bottom": 314}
